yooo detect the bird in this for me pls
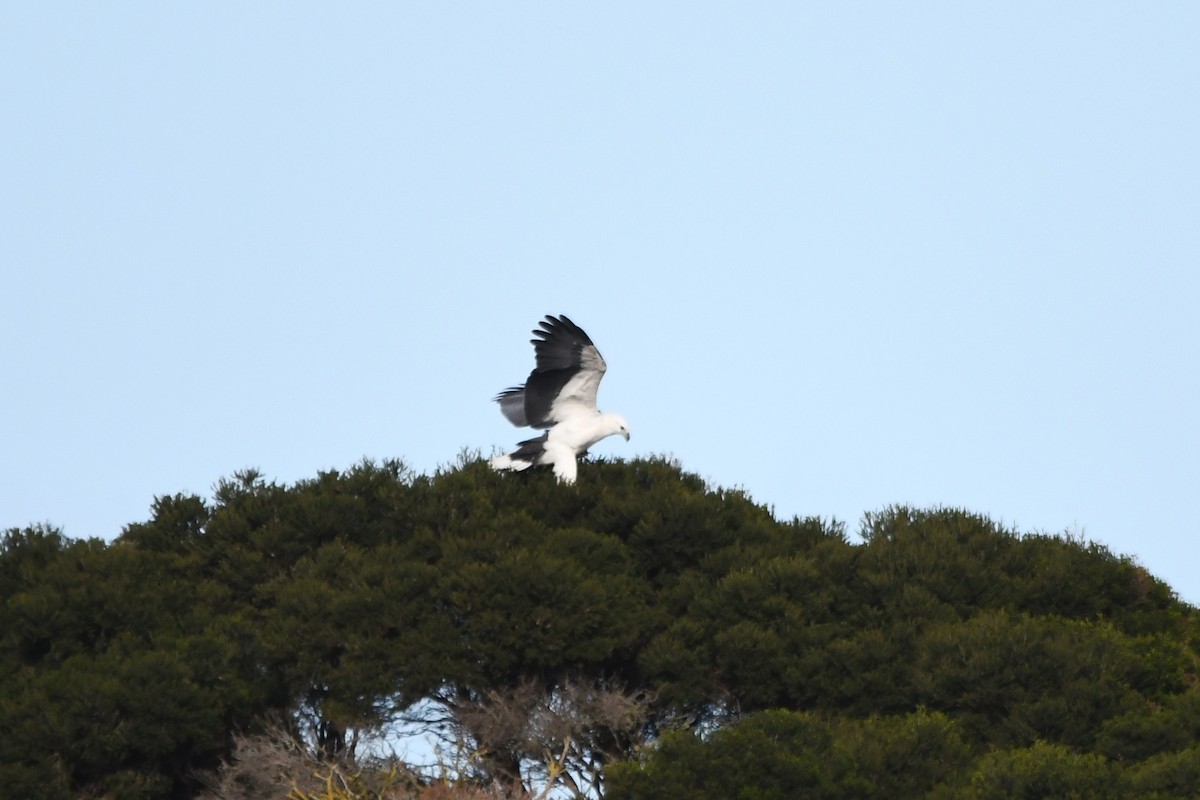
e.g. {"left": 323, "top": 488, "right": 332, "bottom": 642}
{"left": 489, "top": 314, "right": 630, "bottom": 484}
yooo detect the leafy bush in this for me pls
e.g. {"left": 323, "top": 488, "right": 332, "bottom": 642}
{"left": 3, "top": 459, "right": 1197, "bottom": 798}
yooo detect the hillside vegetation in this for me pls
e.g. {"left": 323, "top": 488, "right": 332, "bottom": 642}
{"left": 2, "top": 457, "right": 1197, "bottom": 799}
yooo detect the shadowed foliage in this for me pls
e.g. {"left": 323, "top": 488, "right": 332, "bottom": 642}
{"left": 2, "top": 457, "right": 1197, "bottom": 798}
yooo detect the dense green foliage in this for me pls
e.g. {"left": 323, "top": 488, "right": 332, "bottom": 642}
{"left": 2, "top": 457, "right": 1197, "bottom": 798}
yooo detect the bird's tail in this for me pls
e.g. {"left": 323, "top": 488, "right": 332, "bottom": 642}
{"left": 489, "top": 433, "right": 548, "bottom": 473}
{"left": 489, "top": 453, "right": 533, "bottom": 472}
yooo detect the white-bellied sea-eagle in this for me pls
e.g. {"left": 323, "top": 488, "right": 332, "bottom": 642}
{"left": 489, "top": 314, "right": 630, "bottom": 484}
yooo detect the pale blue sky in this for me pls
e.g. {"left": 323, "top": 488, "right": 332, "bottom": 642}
{"left": 3, "top": 4, "right": 1198, "bottom": 603}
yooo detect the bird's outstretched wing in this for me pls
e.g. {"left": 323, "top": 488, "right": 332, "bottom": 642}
{"left": 494, "top": 314, "right": 608, "bottom": 429}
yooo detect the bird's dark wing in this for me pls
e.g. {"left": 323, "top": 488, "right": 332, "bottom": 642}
{"left": 524, "top": 314, "right": 607, "bottom": 426}
{"left": 494, "top": 314, "right": 608, "bottom": 429}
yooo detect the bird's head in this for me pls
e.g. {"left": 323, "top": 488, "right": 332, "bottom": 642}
{"left": 605, "top": 413, "right": 631, "bottom": 442}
